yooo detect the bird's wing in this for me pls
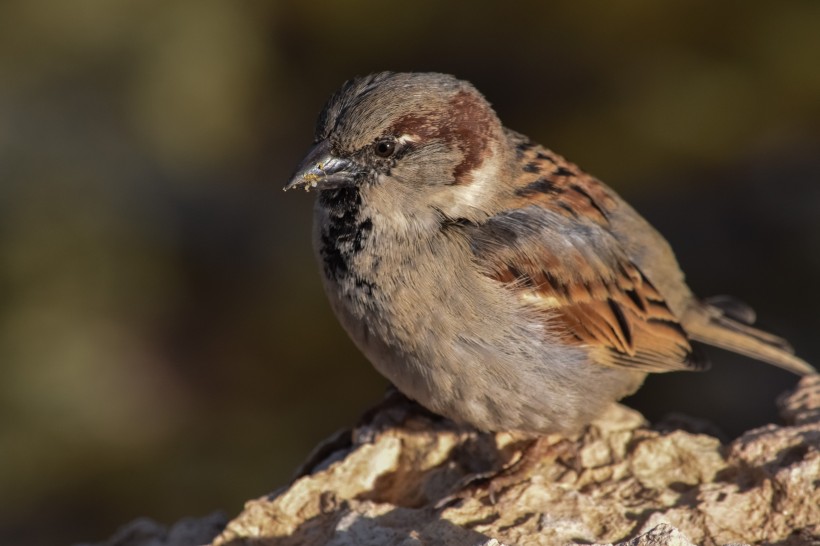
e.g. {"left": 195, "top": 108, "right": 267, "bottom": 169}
{"left": 469, "top": 205, "right": 705, "bottom": 372}
{"left": 468, "top": 137, "right": 706, "bottom": 372}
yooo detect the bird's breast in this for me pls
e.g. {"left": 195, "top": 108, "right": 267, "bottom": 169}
{"left": 313, "top": 186, "right": 467, "bottom": 332}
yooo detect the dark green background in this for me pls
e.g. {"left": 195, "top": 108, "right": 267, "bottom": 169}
{"left": 2, "top": 1, "right": 819, "bottom": 544}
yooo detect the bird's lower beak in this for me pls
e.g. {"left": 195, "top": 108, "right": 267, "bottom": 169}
{"left": 284, "top": 140, "right": 359, "bottom": 192}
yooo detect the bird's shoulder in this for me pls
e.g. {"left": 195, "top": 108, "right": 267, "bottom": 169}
{"left": 462, "top": 132, "right": 707, "bottom": 373}
{"left": 503, "top": 130, "right": 618, "bottom": 228}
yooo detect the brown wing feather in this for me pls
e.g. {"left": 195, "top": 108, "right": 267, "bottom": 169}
{"left": 510, "top": 130, "right": 617, "bottom": 227}
{"left": 472, "top": 139, "right": 707, "bottom": 373}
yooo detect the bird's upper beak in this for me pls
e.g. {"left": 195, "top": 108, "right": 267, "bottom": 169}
{"left": 284, "top": 140, "right": 360, "bottom": 192}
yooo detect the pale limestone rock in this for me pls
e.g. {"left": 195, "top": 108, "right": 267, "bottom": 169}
{"left": 87, "top": 376, "right": 820, "bottom": 546}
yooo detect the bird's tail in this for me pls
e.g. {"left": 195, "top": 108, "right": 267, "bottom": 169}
{"left": 682, "top": 297, "right": 816, "bottom": 376}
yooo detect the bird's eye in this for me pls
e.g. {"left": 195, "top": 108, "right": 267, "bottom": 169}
{"left": 374, "top": 139, "right": 396, "bottom": 158}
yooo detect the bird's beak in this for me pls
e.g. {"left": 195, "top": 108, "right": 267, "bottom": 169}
{"left": 284, "top": 140, "right": 359, "bottom": 192}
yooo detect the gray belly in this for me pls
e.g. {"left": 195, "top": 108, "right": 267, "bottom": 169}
{"left": 313, "top": 188, "right": 644, "bottom": 434}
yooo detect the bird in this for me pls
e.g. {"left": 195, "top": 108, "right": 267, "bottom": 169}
{"left": 284, "top": 71, "right": 815, "bottom": 435}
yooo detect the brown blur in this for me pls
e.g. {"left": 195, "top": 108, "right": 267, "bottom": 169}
{"left": 1, "top": 2, "right": 819, "bottom": 544}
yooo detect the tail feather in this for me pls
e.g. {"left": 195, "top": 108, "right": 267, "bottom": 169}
{"left": 683, "top": 304, "right": 816, "bottom": 377}
{"left": 702, "top": 295, "right": 757, "bottom": 325}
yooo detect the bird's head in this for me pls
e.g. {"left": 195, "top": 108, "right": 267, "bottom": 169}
{"left": 285, "top": 72, "right": 510, "bottom": 221}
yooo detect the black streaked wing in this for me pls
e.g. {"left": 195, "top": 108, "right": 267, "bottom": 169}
{"left": 469, "top": 205, "right": 707, "bottom": 373}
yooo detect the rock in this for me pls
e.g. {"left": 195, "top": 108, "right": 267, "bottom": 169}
{"left": 88, "top": 376, "right": 820, "bottom": 546}
{"left": 594, "top": 523, "right": 699, "bottom": 546}
{"left": 77, "top": 512, "right": 228, "bottom": 546}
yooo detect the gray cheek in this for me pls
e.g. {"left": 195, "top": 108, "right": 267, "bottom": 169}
{"left": 389, "top": 146, "right": 463, "bottom": 187}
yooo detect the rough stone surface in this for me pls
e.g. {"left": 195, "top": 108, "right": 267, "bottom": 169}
{"left": 78, "top": 512, "right": 228, "bottom": 546}
{"left": 88, "top": 377, "right": 820, "bottom": 546}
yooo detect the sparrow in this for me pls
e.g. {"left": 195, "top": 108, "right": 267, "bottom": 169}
{"left": 285, "top": 72, "right": 815, "bottom": 434}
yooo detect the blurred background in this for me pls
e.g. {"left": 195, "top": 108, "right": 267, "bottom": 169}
{"left": 1, "top": 1, "right": 819, "bottom": 544}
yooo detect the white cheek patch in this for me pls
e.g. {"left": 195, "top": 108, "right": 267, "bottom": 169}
{"left": 449, "top": 148, "right": 500, "bottom": 212}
